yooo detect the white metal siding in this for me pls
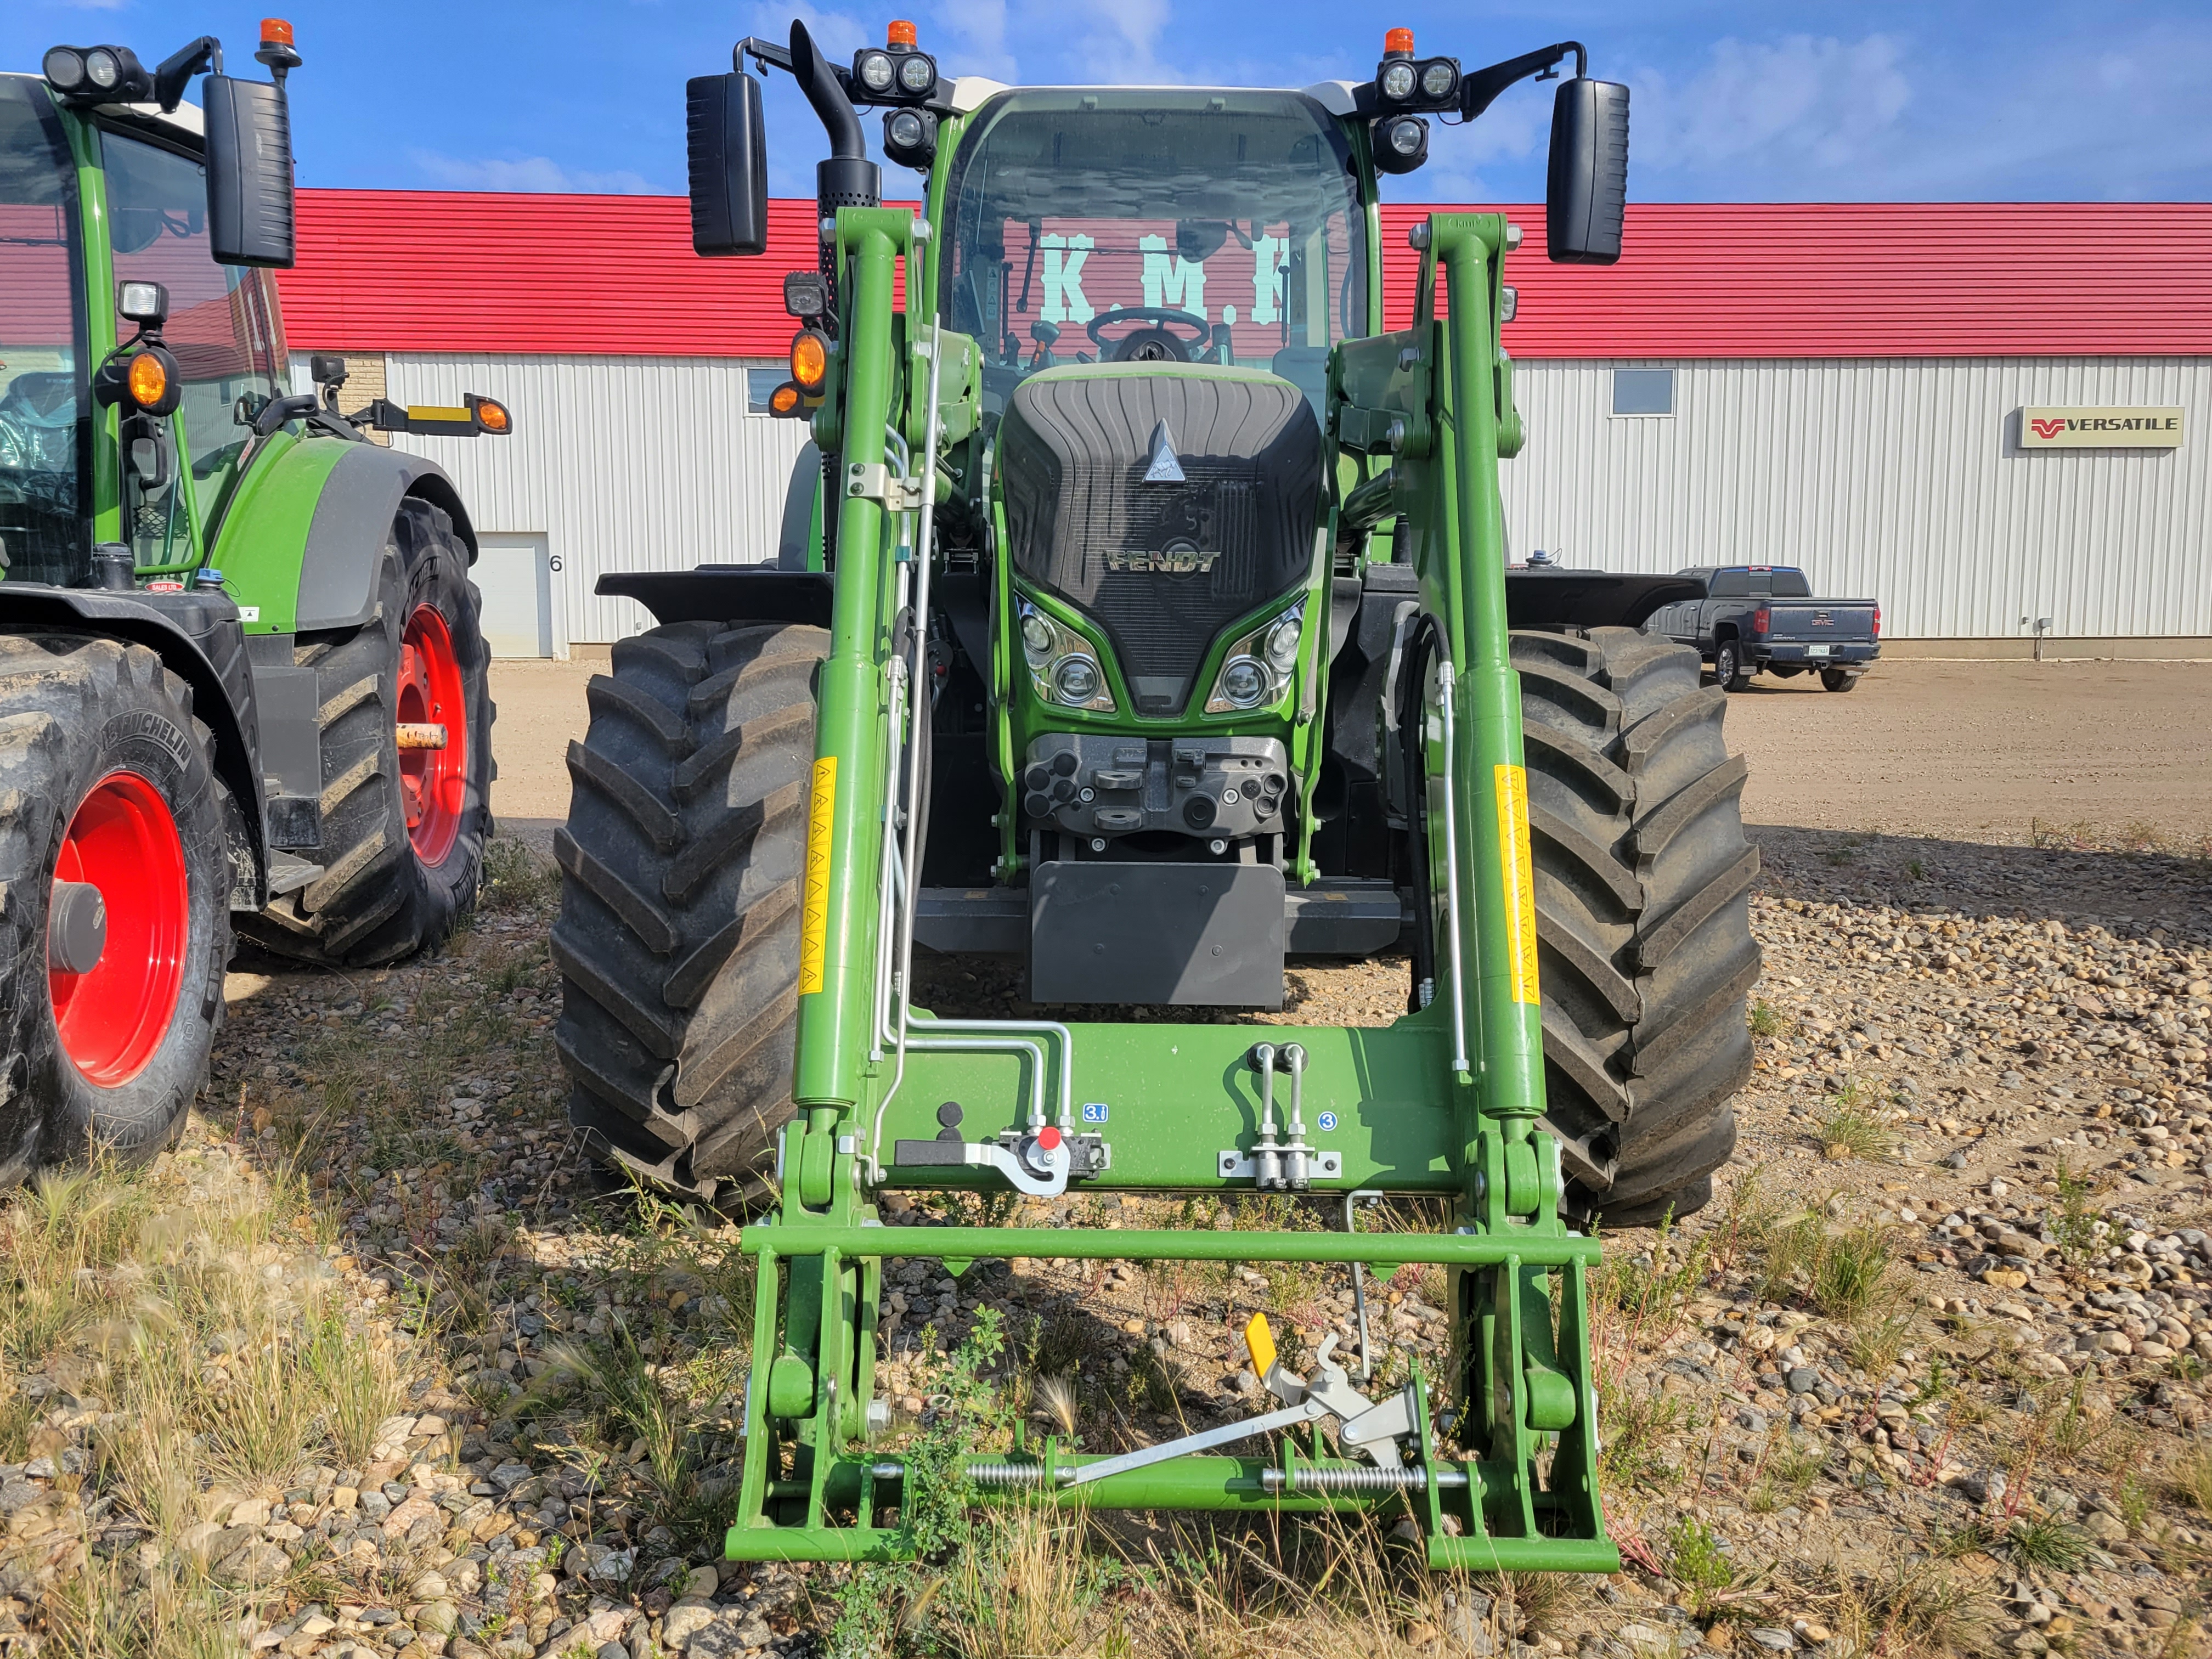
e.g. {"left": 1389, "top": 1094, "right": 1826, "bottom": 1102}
{"left": 1498, "top": 356, "right": 2211, "bottom": 639}
{"left": 380, "top": 354, "right": 812, "bottom": 645}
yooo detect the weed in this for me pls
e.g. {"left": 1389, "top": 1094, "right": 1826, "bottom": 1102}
{"left": 480, "top": 835, "right": 559, "bottom": 911}
{"left": 2117, "top": 1469, "right": 2154, "bottom": 1533}
{"left": 2050, "top": 1161, "right": 2104, "bottom": 1262}
{"left": 1810, "top": 1222, "right": 1898, "bottom": 1323}
{"left": 538, "top": 1318, "right": 735, "bottom": 1545}
{"left": 1850, "top": 1312, "right": 1916, "bottom": 1378}
{"left": 1833, "top": 1554, "right": 1989, "bottom": 1656}
{"left": 2172, "top": 1442, "right": 2212, "bottom": 1516}
{"left": 1593, "top": 1212, "right": 1709, "bottom": 1344}
{"left": 2001, "top": 1511, "right": 2103, "bottom": 1572}
{"left": 1598, "top": 1379, "right": 1692, "bottom": 1490}
{"left": 1748, "top": 1001, "right": 1788, "bottom": 1039}
{"left": 1818, "top": 1104, "right": 1897, "bottom": 1164}
{"left": 1667, "top": 1515, "right": 1736, "bottom": 1609}
{"left": 1905, "top": 857, "right": 1926, "bottom": 880}
{"left": 1748, "top": 1433, "right": 1828, "bottom": 1514}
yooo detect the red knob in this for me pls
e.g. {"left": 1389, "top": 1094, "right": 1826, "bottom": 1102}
{"left": 1037, "top": 1126, "right": 1063, "bottom": 1150}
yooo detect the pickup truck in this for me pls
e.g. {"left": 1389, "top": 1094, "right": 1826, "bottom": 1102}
{"left": 1644, "top": 565, "right": 1880, "bottom": 692}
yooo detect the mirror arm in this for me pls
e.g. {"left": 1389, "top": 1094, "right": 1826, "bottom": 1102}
{"left": 1458, "top": 41, "right": 1586, "bottom": 122}
{"left": 153, "top": 35, "right": 220, "bottom": 112}
{"left": 735, "top": 37, "right": 795, "bottom": 76}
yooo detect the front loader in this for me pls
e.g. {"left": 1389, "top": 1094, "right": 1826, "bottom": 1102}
{"left": 0, "top": 22, "right": 506, "bottom": 1178}
{"left": 552, "top": 20, "right": 1760, "bottom": 1570}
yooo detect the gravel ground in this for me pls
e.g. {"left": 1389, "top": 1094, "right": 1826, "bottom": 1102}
{"left": 5, "top": 819, "right": 2211, "bottom": 1654}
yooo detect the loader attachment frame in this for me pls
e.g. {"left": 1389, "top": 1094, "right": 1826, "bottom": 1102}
{"left": 723, "top": 207, "right": 1617, "bottom": 1573}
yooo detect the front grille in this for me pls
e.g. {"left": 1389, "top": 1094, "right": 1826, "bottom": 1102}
{"left": 1001, "top": 366, "right": 1319, "bottom": 714}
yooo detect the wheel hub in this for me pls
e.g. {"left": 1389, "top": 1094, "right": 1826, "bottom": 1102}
{"left": 397, "top": 604, "right": 467, "bottom": 866}
{"left": 48, "top": 771, "right": 187, "bottom": 1086}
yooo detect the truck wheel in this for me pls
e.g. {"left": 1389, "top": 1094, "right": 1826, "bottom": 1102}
{"left": 0, "top": 633, "right": 230, "bottom": 1173}
{"left": 551, "top": 622, "right": 827, "bottom": 1203}
{"left": 238, "top": 499, "right": 494, "bottom": 967}
{"left": 1713, "top": 639, "right": 1750, "bottom": 692}
{"left": 1515, "top": 627, "right": 1762, "bottom": 1226}
{"left": 1819, "top": 667, "right": 1857, "bottom": 693}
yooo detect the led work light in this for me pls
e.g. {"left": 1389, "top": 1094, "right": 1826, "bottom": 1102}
{"left": 850, "top": 20, "right": 936, "bottom": 106}
{"left": 43, "top": 42, "right": 155, "bottom": 103}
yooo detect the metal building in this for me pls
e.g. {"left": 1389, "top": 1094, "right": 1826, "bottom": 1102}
{"left": 277, "top": 194, "right": 2211, "bottom": 658}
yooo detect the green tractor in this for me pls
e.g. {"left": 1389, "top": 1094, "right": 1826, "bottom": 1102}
{"left": 0, "top": 22, "right": 505, "bottom": 1176}
{"left": 553, "top": 19, "right": 1758, "bottom": 1566}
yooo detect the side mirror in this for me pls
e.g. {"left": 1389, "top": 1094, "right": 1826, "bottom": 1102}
{"left": 202, "top": 73, "right": 295, "bottom": 267}
{"left": 1545, "top": 76, "right": 1628, "bottom": 265}
{"left": 687, "top": 71, "right": 769, "bottom": 257}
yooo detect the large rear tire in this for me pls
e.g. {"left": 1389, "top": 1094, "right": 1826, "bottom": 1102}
{"left": 1516, "top": 627, "right": 1760, "bottom": 1226}
{"left": 551, "top": 621, "right": 826, "bottom": 1203}
{"left": 238, "top": 499, "right": 494, "bottom": 967}
{"left": 0, "top": 633, "right": 230, "bottom": 1176}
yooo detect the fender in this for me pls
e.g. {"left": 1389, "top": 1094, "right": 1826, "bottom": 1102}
{"left": 1502, "top": 569, "right": 1704, "bottom": 631}
{"left": 0, "top": 583, "right": 268, "bottom": 904}
{"left": 598, "top": 567, "right": 833, "bottom": 629}
{"left": 211, "top": 435, "right": 479, "bottom": 635}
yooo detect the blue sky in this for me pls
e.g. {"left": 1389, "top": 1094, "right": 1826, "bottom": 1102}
{"left": 9, "top": 1, "right": 2211, "bottom": 203}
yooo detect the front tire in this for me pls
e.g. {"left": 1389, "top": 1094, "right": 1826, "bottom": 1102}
{"left": 0, "top": 634, "right": 230, "bottom": 1175}
{"left": 551, "top": 621, "right": 826, "bottom": 1203}
{"left": 1515, "top": 627, "right": 1761, "bottom": 1226}
{"left": 239, "top": 499, "right": 494, "bottom": 966}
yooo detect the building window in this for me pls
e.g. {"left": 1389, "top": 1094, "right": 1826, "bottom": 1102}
{"left": 1611, "top": 367, "right": 1674, "bottom": 417}
{"left": 745, "top": 367, "right": 788, "bottom": 416}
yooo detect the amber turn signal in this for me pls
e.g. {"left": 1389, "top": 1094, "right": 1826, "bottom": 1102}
{"left": 121, "top": 346, "right": 180, "bottom": 414}
{"left": 473, "top": 397, "right": 511, "bottom": 434}
{"left": 769, "top": 381, "right": 804, "bottom": 417}
{"left": 789, "top": 328, "right": 831, "bottom": 392}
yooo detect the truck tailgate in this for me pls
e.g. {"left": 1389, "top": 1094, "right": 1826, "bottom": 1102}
{"left": 1769, "top": 601, "right": 1876, "bottom": 642}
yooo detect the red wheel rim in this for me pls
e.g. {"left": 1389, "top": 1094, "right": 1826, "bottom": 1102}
{"left": 49, "top": 770, "right": 188, "bottom": 1086}
{"left": 398, "top": 603, "right": 467, "bottom": 865}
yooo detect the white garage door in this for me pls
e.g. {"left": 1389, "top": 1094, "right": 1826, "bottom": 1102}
{"left": 473, "top": 533, "right": 554, "bottom": 657}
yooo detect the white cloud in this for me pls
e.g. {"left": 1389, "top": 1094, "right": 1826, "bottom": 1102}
{"left": 407, "top": 151, "right": 653, "bottom": 194}
{"left": 930, "top": 0, "right": 1018, "bottom": 83}
{"left": 1069, "top": 0, "right": 1179, "bottom": 84}
{"left": 1638, "top": 33, "right": 1912, "bottom": 173}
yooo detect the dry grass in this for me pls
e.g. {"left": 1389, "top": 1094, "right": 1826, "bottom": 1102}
{"left": 0, "top": 1148, "right": 418, "bottom": 1652}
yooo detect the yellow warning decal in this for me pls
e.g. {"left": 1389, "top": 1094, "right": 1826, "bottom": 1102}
{"left": 798, "top": 756, "right": 837, "bottom": 994}
{"left": 1243, "top": 1312, "right": 1277, "bottom": 1378}
{"left": 1494, "top": 763, "right": 1541, "bottom": 1006}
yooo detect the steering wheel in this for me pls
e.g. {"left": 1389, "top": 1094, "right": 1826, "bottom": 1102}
{"left": 1086, "top": 307, "right": 1212, "bottom": 364}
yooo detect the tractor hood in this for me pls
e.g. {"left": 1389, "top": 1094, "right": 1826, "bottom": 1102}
{"left": 998, "top": 363, "right": 1321, "bottom": 716}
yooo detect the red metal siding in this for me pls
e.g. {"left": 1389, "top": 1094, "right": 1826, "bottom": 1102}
{"left": 276, "top": 191, "right": 2212, "bottom": 360}
{"left": 1387, "top": 202, "right": 2212, "bottom": 358}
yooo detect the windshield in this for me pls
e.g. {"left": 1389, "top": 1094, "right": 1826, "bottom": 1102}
{"left": 0, "top": 76, "right": 89, "bottom": 585}
{"left": 939, "top": 89, "right": 1367, "bottom": 419}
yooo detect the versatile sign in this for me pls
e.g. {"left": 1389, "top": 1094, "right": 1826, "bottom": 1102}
{"left": 2019, "top": 407, "right": 2185, "bottom": 449}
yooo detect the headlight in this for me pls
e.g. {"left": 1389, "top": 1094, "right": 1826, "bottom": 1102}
{"left": 42, "top": 48, "right": 84, "bottom": 91}
{"left": 1380, "top": 60, "right": 1417, "bottom": 101}
{"left": 1020, "top": 611, "right": 1054, "bottom": 664}
{"left": 897, "top": 52, "right": 935, "bottom": 93}
{"left": 1016, "top": 600, "right": 1115, "bottom": 712}
{"left": 1420, "top": 59, "right": 1457, "bottom": 99}
{"left": 887, "top": 109, "right": 925, "bottom": 149}
{"left": 857, "top": 50, "right": 895, "bottom": 92}
{"left": 1204, "top": 601, "right": 1303, "bottom": 714}
{"left": 1053, "top": 656, "right": 1101, "bottom": 706}
{"left": 84, "top": 47, "right": 120, "bottom": 88}
{"left": 1388, "top": 117, "right": 1425, "bottom": 155}
{"left": 1217, "top": 658, "right": 1268, "bottom": 709}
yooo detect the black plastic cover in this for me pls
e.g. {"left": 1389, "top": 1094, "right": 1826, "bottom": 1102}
{"left": 201, "top": 75, "right": 295, "bottom": 268}
{"left": 1030, "top": 860, "right": 1285, "bottom": 1007}
{"left": 998, "top": 367, "right": 1322, "bottom": 715}
{"left": 686, "top": 73, "right": 769, "bottom": 256}
{"left": 1545, "top": 77, "right": 1629, "bottom": 266}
